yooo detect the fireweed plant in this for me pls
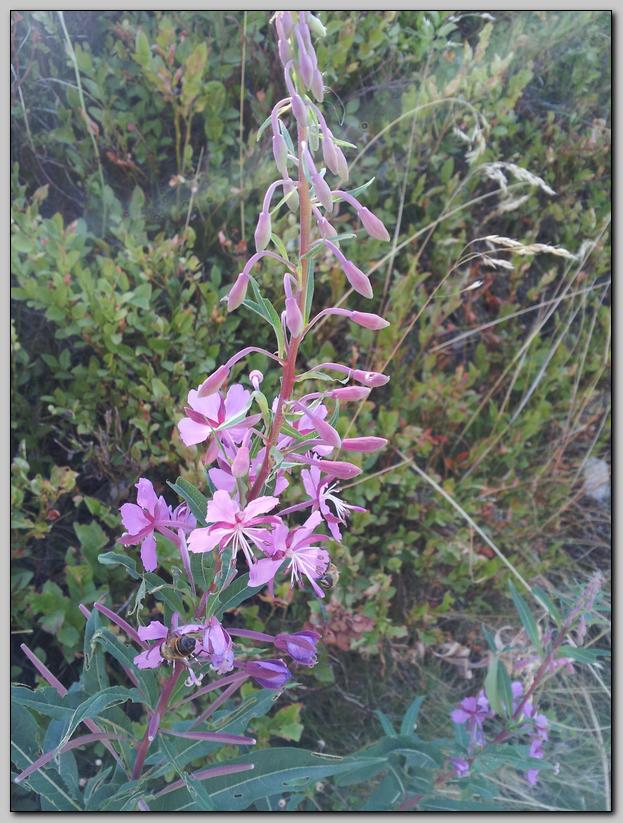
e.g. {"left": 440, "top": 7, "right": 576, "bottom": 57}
{"left": 12, "top": 12, "right": 609, "bottom": 812}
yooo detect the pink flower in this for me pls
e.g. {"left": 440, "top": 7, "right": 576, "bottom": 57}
{"left": 178, "top": 384, "right": 258, "bottom": 449}
{"left": 241, "top": 659, "right": 291, "bottom": 690}
{"left": 301, "top": 465, "right": 365, "bottom": 540}
{"left": 249, "top": 512, "right": 330, "bottom": 596}
{"left": 133, "top": 619, "right": 203, "bottom": 670}
{"left": 274, "top": 631, "right": 320, "bottom": 667}
{"left": 119, "top": 478, "right": 176, "bottom": 572}
{"left": 188, "top": 490, "right": 280, "bottom": 569}
{"left": 202, "top": 617, "right": 234, "bottom": 674}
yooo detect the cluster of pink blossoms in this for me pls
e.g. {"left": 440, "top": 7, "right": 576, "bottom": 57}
{"left": 118, "top": 10, "right": 391, "bottom": 688}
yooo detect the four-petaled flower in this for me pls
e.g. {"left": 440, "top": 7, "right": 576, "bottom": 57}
{"left": 451, "top": 690, "right": 492, "bottom": 749}
{"left": 249, "top": 511, "right": 330, "bottom": 596}
{"left": 178, "top": 384, "right": 259, "bottom": 449}
{"left": 188, "top": 490, "right": 280, "bottom": 569}
{"left": 302, "top": 466, "right": 365, "bottom": 540}
{"left": 119, "top": 479, "right": 178, "bottom": 572}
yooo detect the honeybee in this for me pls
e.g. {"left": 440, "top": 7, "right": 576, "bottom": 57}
{"left": 319, "top": 563, "right": 340, "bottom": 590}
{"left": 160, "top": 632, "right": 201, "bottom": 662}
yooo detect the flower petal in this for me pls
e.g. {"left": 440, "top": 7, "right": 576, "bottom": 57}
{"left": 120, "top": 503, "right": 150, "bottom": 536}
{"left": 178, "top": 418, "right": 213, "bottom": 447}
{"left": 188, "top": 526, "right": 229, "bottom": 553}
{"left": 138, "top": 620, "right": 169, "bottom": 642}
{"left": 206, "top": 490, "right": 239, "bottom": 524}
{"left": 134, "top": 645, "right": 164, "bottom": 669}
{"left": 243, "top": 496, "right": 279, "bottom": 520}
{"left": 140, "top": 533, "right": 158, "bottom": 572}
{"left": 136, "top": 478, "right": 158, "bottom": 513}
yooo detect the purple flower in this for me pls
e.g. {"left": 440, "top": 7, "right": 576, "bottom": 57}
{"left": 248, "top": 511, "right": 330, "bottom": 596}
{"left": 178, "top": 384, "right": 258, "bottom": 448}
{"left": 274, "top": 631, "right": 320, "bottom": 667}
{"left": 133, "top": 619, "right": 203, "bottom": 670}
{"left": 451, "top": 690, "right": 492, "bottom": 748}
{"left": 301, "top": 465, "right": 365, "bottom": 540}
{"left": 449, "top": 757, "right": 470, "bottom": 778}
{"left": 242, "top": 659, "right": 292, "bottom": 690}
{"left": 188, "top": 490, "right": 280, "bottom": 569}
{"left": 119, "top": 479, "right": 174, "bottom": 572}
{"left": 203, "top": 617, "right": 234, "bottom": 674}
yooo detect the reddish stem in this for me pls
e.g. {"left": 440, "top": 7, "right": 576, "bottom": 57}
{"left": 248, "top": 122, "right": 311, "bottom": 501}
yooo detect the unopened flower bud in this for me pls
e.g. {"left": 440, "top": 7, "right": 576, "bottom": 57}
{"left": 243, "top": 659, "right": 291, "bottom": 689}
{"left": 334, "top": 144, "right": 349, "bottom": 181}
{"left": 317, "top": 215, "right": 337, "bottom": 239}
{"left": 351, "top": 369, "right": 390, "bottom": 388}
{"left": 307, "top": 13, "right": 327, "bottom": 37}
{"left": 311, "top": 172, "right": 333, "bottom": 212}
{"left": 227, "top": 272, "right": 250, "bottom": 312}
{"left": 359, "top": 207, "right": 390, "bottom": 241}
{"left": 254, "top": 210, "right": 272, "bottom": 252}
{"left": 285, "top": 297, "right": 304, "bottom": 338}
{"left": 249, "top": 369, "right": 263, "bottom": 390}
{"left": 283, "top": 178, "right": 299, "bottom": 212}
{"left": 296, "top": 30, "right": 313, "bottom": 87}
{"left": 341, "top": 436, "right": 388, "bottom": 452}
{"left": 351, "top": 311, "right": 390, "bottom": 330}
{"left": 290, "top": 94, "right": 308, "bottom": 127}
{"left": 197, "top": 365, "right": 230, "bottom": 397}
{"left": 274, "top": 631, "right": 320, "bottom": 666}
{"left": 342, "top": 259, "right": 373, "bottom": 298}
{"left": 294, "top": 401, "right": 341, "bottom": 447}
{"left": 327, "top": 386, "right": 371, "bottom": 401}
{"left": 312, "top": 458, "right": 362, "bottom": 479}
{"left": 231, "top": 444, "right": 250, "bottom": 478}
{"left": 272, "top": 132, "right": 288, "bottom": 176}
{"left": 278, "top": 37, "right": 292, "bottom": 65}
{"left": 321, "top": 135, "right": 339, "bottom": 175}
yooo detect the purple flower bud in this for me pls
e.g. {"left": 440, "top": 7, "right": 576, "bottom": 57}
{"left": 324, "top": 240, "right": 373, "bottom": 298}
{"left": 278, "top": 37, "right": 292, "bottom": 65}
{"left": 227, "top": 272, "right": 250, "bottom": 312}
{"left": 359, "top": 207, "right": 390, "bottom": 241}
{"left": 294, "top": 401, "right": 341, "bottom": 448}
{"left": 254, "top": 210, "right": 272, "bottom": 252}
{"left": 291, "top": 94, "right": 308, "bottom": 127}
{"left": 249, "top": 369, "right": 264, "bottom": 390}
{"left": 311, "top": 172, "right": 333, "bottom": 212}
{"left": 280, "top": 11, "right": 294, "bottom": 36}
{"left": 283, "top": 177, "right": 299, "bottom": 212}
{"left": 315, "top": 211, "right": 337, "bottom": 239}
{"left": 285, "top": 297, "right": 304, "bottom": 338}
{"left": 342, "top": 259, "right": 373, "bottom": 298}
{"left": 272, "top": 132, "right": 288, "bottom": 176}
{"left": 311, "top": 458, "right": 362, "bottom": 479}
{"left": 231, "top": 444, "right": 250, "bottom": 478}
{"left": 242, "top": 659, "right": 291, "bottom": 690}
{"left": 327, "top": 386, "right": 371, "bottom": 402}
{"left": 295, "top": 28, "right": 314, "bottom": 87}
{"left": 351, "top": 369, "right": 390, "bottom": 387}
{"left": 341, "top": 436, "right": 388, "bottom": 453}
{"left": 351, "top": 311, "right": 390, "bottom": 330}
{"left": 450, "top": 757, "right": 470, "bottom": 778}
{"left": 274, "top": 631, "right": 320, "bottom": 667}
{"left": 321, "top": 134, "right": 339, "bottom": 175}
{"left": 197, "top": 365, "right": 230, "bottom": 397}
{"left": 334, "top": 144, "right": 349, "bottom": 181}
{"left": 310, "top": 69, "right": 324, "bottom": 102}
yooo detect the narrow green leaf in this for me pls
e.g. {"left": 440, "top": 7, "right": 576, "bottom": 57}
{"left": 98, "top": 552, "right": 140, "bottom": 579}
{"left": 509, "top": 580, "right": 541, "bottom": 652}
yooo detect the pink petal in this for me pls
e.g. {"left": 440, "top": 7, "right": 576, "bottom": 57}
{"left": 188, "top": 526, "right": 229, "bottom": 553}
{"left": 178, "top": 417, "right": 213, "bottom": 447}
{"left": 140, "top": 533, "right": 158, "bottom": 572}
{"left": 224, "top": 384, "right": 251, "bottom": 419}
{"left": 138, "top": 620, "right": 169, "bottom": 642}
{"left": 188, "top": 389, "right": 221, "bottom": 421}
{"left": 209, "top": 468, "right": 237, "bottom": 493}
{"left": 136, "top": 478, "right": 158, "bottom": 513}
{"left": 249, "top": 558, "right": 283, "bottom": 587}
{"left": 134, "top": 645, "right": 164, "bottom": 669}
{"left": 120, "top": 503, "right": 149, "bottom": 535}
{"left": 243, "top": 496, "right": 279, "bottom": 520}
{"left": 206, "top": 490, "right": 239, "bottom": 524}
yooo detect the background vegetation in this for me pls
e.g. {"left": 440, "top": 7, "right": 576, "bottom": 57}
{"left": 11, "top": 10, "right": 611, "bottom": 811}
